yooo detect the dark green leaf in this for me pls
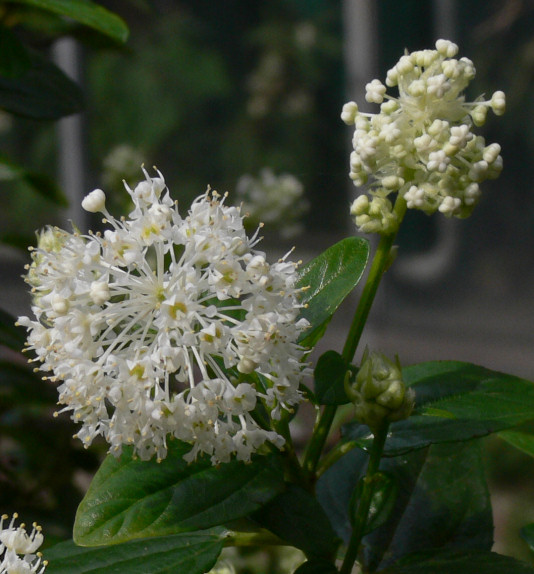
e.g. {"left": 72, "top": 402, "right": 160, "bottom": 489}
{"left": 347, "top": 361, "right": 534, "bottom": 456}
{"left": 349, "top": 472, "right": 397, "bottom": 535}
{"left": 317, "top": 441, "right": 492, "bottom": 571}
{"left": 74, "top": 442, "right": 285, "bottom": 546}
{"left": 0, "top": 26, "right": 31, "bottom": 78}
{"left": 0, "top": 155, "right": 68, "bottom": 205}
{"left": 45, "top": 530, "right": 225, "bottom": 574}
{"left": 296, "top": 237, "right": 369, "bottom": 347}
{"left": 380, "top": 550, "right": 534, "bottom": 573}
{"left": 0, "top": 50, "right": 83, "bottom": 119}
{"left": 314, "top": 350, "right": 350, "bottom": 405}
{"left": 8, "top": 0, "right": 129, "bottom": 43}
{"left": 293, "top": 559, "right": 338, "bottom": 574}
{"left": 499, "top": 429, "right": 534, "bottom": 458}
{"left": 252, "top": 483, "right": 339, "bottom": 559}
{"left": 0, "top": 309, "right": 26, "bottom": 352}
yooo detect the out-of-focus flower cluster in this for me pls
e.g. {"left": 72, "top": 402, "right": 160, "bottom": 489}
{"left": 102, "top": 144, "right": 146, "bottom": 197}
{"left": 18, "top": 170, "right": 309, "bottom": 465}
{"left": 236, "top": 169, "right": 308, "bottom": 238}
{"left": 342, "top": 39, "right": 505, "bottom": 234}
{"left": 0, "top": 514, "right": 47, "bottom": 573}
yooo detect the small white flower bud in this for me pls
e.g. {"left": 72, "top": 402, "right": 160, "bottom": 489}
{"left": 436, "top": 39, "right": 458, "bottom": 58}
{"left": 350, "top": 195, "right": 369, "bottom": 216}
{"left": 82, "top": 189, "right": 106, "bottom": 213}
{"left": 341, "top": 101, "right": 359, "bottom": 125}
{"left": 483, "top": 143, "right": 501, "bottom": 164}
{"left": 491, "top": 91, "right": 506, "bottom": 116}
{"left": 381, "top": 175, "right": 404, "bottom": 190}
{"left": 365, "top": 79, "right": 387, "bottom": 104}
{"left": 438, "top": 196, "right": 461, "bottom": 216}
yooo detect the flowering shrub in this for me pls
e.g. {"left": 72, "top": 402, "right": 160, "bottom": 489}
{"left": 7, "top": 36, "right": 534, "bottom": 574}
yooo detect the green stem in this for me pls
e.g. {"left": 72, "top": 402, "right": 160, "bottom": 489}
{"left": 316, "top": 439, "right": 359, "bottom": 477}
{"left": 303, "top": 197, "right": 407, "bottom": 480}
{"left": 339, "top": 422, "right": 389, "bottom": 574}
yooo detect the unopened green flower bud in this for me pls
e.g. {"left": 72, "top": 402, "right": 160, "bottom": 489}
{"left": 345, "top": 349, "right": 415, "bottom": 431}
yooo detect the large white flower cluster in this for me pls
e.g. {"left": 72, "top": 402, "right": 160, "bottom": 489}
{"left": 341, "top": 39, "right": 505, "bottom": 234}
{"left": 0, "top": 514, "right": 47, "bottom": 574}
{"left": 19, "top": 170, "right": 309, "bottom": 464}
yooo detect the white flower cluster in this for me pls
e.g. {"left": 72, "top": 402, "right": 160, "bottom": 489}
{"left": 18, "top": 170, "right": 309, "bottom": 465}
{"left": 236, "top": 169, "right": 308, "bottom": 238}
{"left": 0, "top": 514, "right": 47, "bottom": 574}
{"left": 342, "top": 39, "right": 505, "bottom": 234}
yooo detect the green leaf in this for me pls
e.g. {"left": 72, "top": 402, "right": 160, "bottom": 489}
{"left": 8, "top": 0, "right": 129, "bottom": 43}
{"left": 74, "top": 442, "right": 285, "bottom": 546}
{"left": 380, "top": 550, "right": 534, "bottom": 573}
{"left": 0, "top": 50, "right": 83, "bottom": 119}
{"left": 296, "top": 237, "right": 369, "bottom": 347}
{"left": 346, "top": 361, "right": 534, "bottom": 456}
{"left": 293, "top": 559, "right": 338, "bottom": 574}
{"left": 317, "top": 441, "right": 493, "bottom": 571}
{"left": 0, "top": 154, "right": 68, "bottom": 205}
{"left": 499, "top": 429, "right": 534, "bottom": 458}
{"left": 0, "top": 309, "right": 26, "bottom": 352}
{"left": 252, "top": 483, "right": 339, "bottom": 559}
{"left": 314, "top": 350, "right": 351, "bottom": 405}
{"left": 0, "top": 26, "right": 31, "bottom": 78}
{"left": 45, "top": 530, "right": 226, "bottom": 574}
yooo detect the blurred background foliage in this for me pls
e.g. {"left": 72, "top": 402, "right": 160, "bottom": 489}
{"left": 1, "top": 0, "right": 534, "bottom": 566}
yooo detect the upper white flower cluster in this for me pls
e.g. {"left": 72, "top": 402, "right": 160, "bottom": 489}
{"left": 19, "top": 169, "right": 309, "bottom": 465}
{"left": 341, "top": 39, "right": 505, "bottom": 234}
{"left": 0, "top": 514, "right": 47, "bottom": 574}
{"left": 236, "top": 168, "right": 308, "bottom": 238}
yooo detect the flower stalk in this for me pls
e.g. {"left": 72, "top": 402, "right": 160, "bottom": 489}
{"left": 339, "top": 422, "right": 389, "bottom": 574}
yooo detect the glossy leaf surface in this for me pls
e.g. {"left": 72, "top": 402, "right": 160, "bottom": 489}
{"left": 252, "top": 483, "right": 339, "bottom": 559}
{"left": 74, "top": 442, "right": 284, "bottom": 546}
{"left": 8, "top": 0, "right": 129, "bottom": 43}
{"left": 346, "top": 361, "right": 534, "bottom": 456}
{"left": 45, "top": 530, "right": 225, "bottom": 574}
{"left": 314, "top": 350, "right": 350, "bottom": 405}
{"left": 296, "top": 237, "right": 369, "bottom": 347}
{"left": 317, "top": 441, "right": 492, "bottom": 571}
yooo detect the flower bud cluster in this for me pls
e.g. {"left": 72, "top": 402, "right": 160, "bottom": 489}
{"left": 0, "top": 513, "right": 47, "bottom": 573}
{"left": 18, "top": 169, "right": 309, "bottom": 465}
{"left": 236, "top": 168, "right": 308, "bottom": 238}
{"left": 346, "top": 350, "right": 415, "bottom": 431}
{"left": 342, "top": 39, "right": 505, "bottom": 234}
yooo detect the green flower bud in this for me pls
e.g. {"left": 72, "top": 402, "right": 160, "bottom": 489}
{"left": 345, "top": 349, "right": 415, "bottom": 431}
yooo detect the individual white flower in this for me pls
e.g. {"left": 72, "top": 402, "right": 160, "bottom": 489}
{"left": 235, "top": 168, "right": 308, "bottom": 238}
{"left": 342, "top": 39, "right": 505, "bottom": 234}
{"left": 18, "top": 169, "right": 309, "bottom": 465}
{"left": 0, "top": 514, "right": 47, "bottom": 574}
